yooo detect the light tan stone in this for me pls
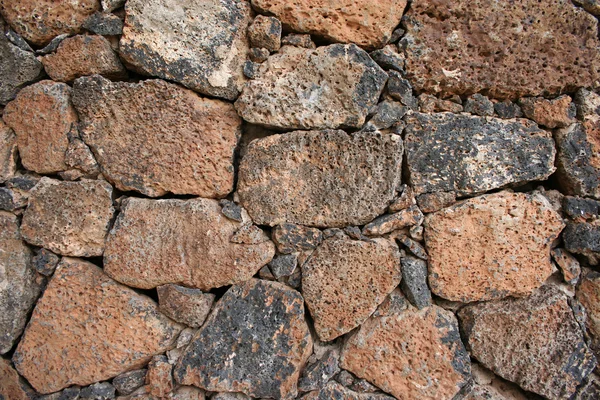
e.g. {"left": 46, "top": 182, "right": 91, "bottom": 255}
{"left": 0, "top": 120, "right": 17, "bottom": 183}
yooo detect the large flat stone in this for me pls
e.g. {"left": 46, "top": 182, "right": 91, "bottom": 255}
{"left": 72, "top": 75, "right": 241, "bottom": 197}
{"left": 238, "top": 130, "right": 403, "bottom": 227}
{"left": 0, "top": 34, "right": 42, "bottom": 105}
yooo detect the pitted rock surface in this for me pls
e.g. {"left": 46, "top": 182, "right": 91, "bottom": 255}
{"left": 174, "top": 279, "right": 312, "bottom": 400}
{"left": 72, "top": 75, "right": 241, "bottom": 197}
{"left": 0, "top": 34, "right": 43, "bottom": 105}
{"left": 104, "top": 198, "right": 274, "bottom": 290}
{"left": 340, "top": 305, "right": 471, "bottom": 400}
{"left": 424, "top": 191, "right": 564, "bottom": 302}
{"left": 119, "top": 0, "right": 252, "bottom": 100}
{"left": 401, "top": 0, "right": 600, "bottom": 99}
{"left": 404, "top": 112, "right": 556, "bottom": 196}
{"left": 302, "top": 236, "right": 401, "bottom": 341}
{"left": 519, "top": 95, "right": 576, "bottom": 129}
{"left": 0, "top": 121, "right": 17, "bottom": 183}
{"left": 157, "top": 284, "right": 215, "bottom": 328}
{"left": 459, "top": 285, "right": 597, "bottom": 399}
{"left": 235, "top": 44, "right": 387, "bottom": 130}
{"left": 0, "top": 358, "right": 34, "bottom": 400}
{"left": 577, "top": 269, "right": 600, "bottom": 356}
{"left": 251, "top": 0, "right": 407, "bottom": 50}
{"left": 13, "top": 257, "right": 183, "bottom": 394}
{"left": 238, "top": 130, "right": 403, "bottom": 227}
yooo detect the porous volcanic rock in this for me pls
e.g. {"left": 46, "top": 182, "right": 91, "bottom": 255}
{"left": 0, "top": 121, "right": 17, "bottom": 183}
{"left": 104, "top": 198, "right": 274, "bottom": 290}
{"left": 577, "top": 269, "right": 600, "bottom": 356}
{"left": 3, "top": 80, "right": 77, "bottom": 174}
{"left": 302, "top": 236, "right": 401, "bottom": 341}
{"left": 0, "top": 358, "right": 34, "bottom": 400}
{"left": 119, "top": 0, "right": 252, "bottom": 100}
{"left": 0, "top": 0, "right": 100, "bottom": 46}
{"left": 563, "top": 222, "right": 600, "bottom": 264}
{"left": 238, "top": 130, "right": 403, "bottom": 227}
{"left": 272, "top": 223, "right": 323, "bottom": 254}
{"left": 459, "top": 285, "right": 596, "bottom": 399}
{"left": 20, "top": 178, "right": 115, "bottom": 257}
{"left": 362, "top": 205, "right": 423, "bottom": 236}
{"left": 147, "top": 355, "right": 173, "bottom": 398}
{"left": 424, "top": 191, "right": 564, "bottom": 302}
{"left": 519, "top": 95, "right": 576, "bottom": 129}
{"left": 251, "top": 0, "right": 407, "bottom": 50}
{"left": 340, "top": 305, "right": 471, "bottom": 400}
{"left": 302, "top": 381, "right": 394, "bottom": 400}
{"left": 13, "top": 257, "right": 183, "bottom": 394}
{"left": 404, "top": 112, "right": 556, "bottom": 196}
{"left": 174, "top": 279, "right": 312, "bottom": 399}
{"left": 72, "top": 75, "right": 241, "bottom": 197}
{"left": 0, "top": 35, "right": 43, "bottom": 105}
{"left": 157, "top": 284, "right": 215, "bottom": 328}
{"left": 235, "top": 44, "right": 387, "bottom": 130}
{"left": 401, "top": 0, "right": 600, "bottom": 99}
{"left": 248, "top": 15, "right": 281, "bottom": 52}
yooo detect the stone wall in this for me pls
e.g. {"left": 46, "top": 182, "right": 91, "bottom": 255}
{"left": 1, "top": 1, "right": 600, "bottom": 399}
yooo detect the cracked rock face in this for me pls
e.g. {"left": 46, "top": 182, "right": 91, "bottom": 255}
{"left": 72, "top": 75, "right": 241, "bottom": 198}
{"left": 235, "top": 44, "right": 387, "bottom": 130}
{"left": 174, "top": 279, "right": 312, "bottom": 400}
{"left": 238, "top": 130, "right": 403, "bottom": 227}
{"left": 119, "top": 0, "right": 252, "bottom": 100}
{"left": 401, "top": 0, "right": 600, "bottom": 99}
{"left": 425, "top": 191, "right": 564, "bottom": 302}
{"left": 13, "top": 257, "right": 183, "bottom": 394}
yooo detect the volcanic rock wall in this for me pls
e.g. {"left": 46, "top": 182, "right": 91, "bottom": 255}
{"left": 1, "top": 1, "right": 600, "bottom": 399}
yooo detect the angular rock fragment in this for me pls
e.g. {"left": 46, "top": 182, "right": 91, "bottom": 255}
{"left": 119, "top": 0, "right": 252, "bottom": 100}
{"left": 577, "top": 269, "right": 600, "bottom": 356}
{"left": 563, "top": 222, "right": 600, "bottom": 264}
{"left": 574, "top": 0, "right": 600, "bottom": 15}
{"left": 494, "top": 100, "right": 523, "bottom": 119}
{"left": 73, "top": 75, "right": 241, "bottom": 197}
{"left": 157, "top": 284, "right": 215, "bottom": 328}
{"left": 32, "top": 248, "right": 60, "bottom": 277}
{"left": 519, "top": 95, "right": 576, "bottom": 129}
{"left": 552, "top": 248, "right": 581, "bottom": 285}
{"left": 387, "top": 72, "right": 418, "bottom": 110}
{"left": 400, "top": 256, "right": 431, "bottom": 309}
{"left": 575, "top": 89, "right": 600, "bottom": 119}
{"left": 235, "top": 44, "right": 387, "bottom": 130}
{"left": 83, "top": 12, "right": 123, "bottom": 36}
{"left": 248, "top": 47, "right": 270, "bottom": 63}
{"left": 302, "top": 237, "right": 401, "bottom": 341}
{"left": 113, "top": 369, "right": 147, "bottom": 396}
{"left": 21, "top": 178, "right": 115, "bottom": 257}
{"left": 248, "top": 15, "right": 281, "bottom": 52}
{"left": 365, "top": 101, "right": 407, "bottom": 131}
{"left": 212, "top": 393, "right": 249, "bottom": 400}
{"left": 563, "top": 196, "right": 600, "bottom": 221}
{"left": 273, "top": 223, "right": 323, "bottom": 254}
{"left": 396, "top": 234, "right": 427, "bottom": 260}
{"left": 416, "top": 191, "right": 456, "bottom": 213}
{"left": 251, "top": 0, "right": 407, "bottom": 50}
{"left": 104, "top": 198, "right": 274, "bottom": 290}
{"left": 13, "top": 258, "right": 183, "bottom": 394}
{"left": 405, "top": 112, "right": 556, "bottom": 196}
{"left": 219, "top": 199, "right": 243, "bottom": 222}
{"left": 175, "top": 279, "right": 312, "bottom": 399}
{"left": 418, "top": 94, "right": 463, "bottom": 113}
{"left": 298, "top": 350, "right": 340, "bottom": 393}
{"left": 268, "top": 253, "right": 298, "bottom": 279}
{"left": 459, "top": 285, "right": 596, "bottom": 399}
{"left": 42, "top": 35, "right": 126, "bottom": 82}
{"left": 0, "top": 34, "right": 43, "bottom": 105}
{"left": 464, "top": 94, "right": 494, "bottom": 116}
{"left": 238, "top": 130, "right": 403, "bottom": 227}
{"left": 80, "top": 382, "right": 115, "bottom": 400}
{"left": 576, "top": 375, "right": 600, "bottom": 400}
{"left": 363, "top": 206, "right": 423, "bottom": 236}
{"left": 425, "top": 191, "right": 564, "bottom": 302}
{"left": 302, "top": 381, "right": 394, "bottom": 400}
{"left": 281, "top": 33, "right": 315, "bottom": 48}
{"left": 341, "top": 305, "right": 471, "bottom": 400}
{"left": 401, "top": 0, "right": 600, "bottom": 99}
{"left": 388, "top": 185, "right": 416, "bottom": 212}
{"left": 370, "top": 45, "right": 405, "bottom": 73}
{"left": 0, "top": 120, "right": 17, "bottom": 183}
{"left": 0, "top": 358, "right": 35, "bottom": 400}
{"left": 147, "top": 355, "right": 173, "bottom": 398}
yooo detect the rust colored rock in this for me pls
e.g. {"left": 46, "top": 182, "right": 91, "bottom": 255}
{"left": 416, "top": 191, "right": 457, "bottom": 213}
{"left": 459, "top": 285, "right": 596, "bottom": 399}
{"left": 2, "top": 80, "right": 77, "bottom": 174}
{"left": 235, "top": 44, "right": 387, "bottom": 130}
{"left": 0, "top": 120, "right": 17, "bottom": 183}
{"left": 146, "top": 355, "right": 173, "bottom": 398}
{"left": 425, "top": 191, "right": 563, "bottom": 302}
{"left": 302, "top": 237, "right": 401, "bottom": 341}
{"left": 341, "top": 305, "right": 471, "bottom": 400}
{"left": 0, "top": 0, "right": 100, "bottom": 46}
{"left": 174, "top": 279, "right": 312, "bottom": 399}
{"left": 104, "top": 197, "right": 274, "bottom": 290}
{"left": 577, "top": 269, "right": 600, "bottom": 356}
{"left": 251, "top": 0, "right": 407, "bottom": 50}
{"left": 0, "top": 358, "right": 34, "bottom": 400}
{"left": 13, "top": 258, "right": 183, "bottom": 394}
{"left": 238, "top": 130, "right": 403, "bottom": 227}
{"left": 157, "top": 284, "right": 215, "bottom": 328}
{"left": 41, "top": 35, "right": 126, "bottom": 83}
{"left": 72, "top": 75, "right": 241, "bottom": 197}
{"left": 21, "top": 178, "right": 115, "bottom": 257}
{"left": 519, "top": 95, "right": 576, "bottom": 129}
{"left": 362, "top": 205, "right": 424, "bottom": 236}
{"left": 401, "top": 0, "right": 600, "bottom": 99}
{"left": 552, "top": 248, "right": 581, "bottom": 285}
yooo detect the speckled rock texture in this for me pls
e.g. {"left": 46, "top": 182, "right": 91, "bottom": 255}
{"left": 72, "top": 75, "right": 241, "bottom": 197}
{"left": 459, "top": 285, "right": 597, "bottom": 399}
{"left": 157, "top": 284, "right": 215, "bottom": 328}
{"left": 0, "top": 34, "right": 43, "bottom": 105}
{"left": 577, "top": 269, "right": 600, "bottom": 357}
{"left": 0, "top": 358, "right": 34, "bottom": 400}
{"left": 174, "top": 279, "right": 312, "bottom": 399}
{"left": 238, "top": 130, "right": 402, "bottom": 227}
{"left": 0, "top": 120, "right": 17, "bottom": 183}
{"left": 519, "top": 95, "right": 576, "bottom": 129}
{"left": 302, "top": 381, "right": 395, "bottom": 400}
{"left": 13, "top": 257, "right": 183, "bottom": 394}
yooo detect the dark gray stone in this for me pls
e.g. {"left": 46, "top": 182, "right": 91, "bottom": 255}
{"left": 576, "top": 375, "right": 600, "bottom": 400}
{"left": 285, "top": 268, "right": 302, "bottom": 290}
{"left": 281, "top": 33, "right": 315, "bottom": 48}
{"left": 5, "top": 30, "right": 33, "bottom": 52}
{"left": 112, "top": 369, "right": 147, "bottom": 396}
{"left": 273, "top": 224, "right": 323, "bottom": 254}
{"left": 80, "top": 382, "right": 115, "bottom": 399}
{"left": 33, "top": 248, "right": 60, "bottom": 277}
{"left": 0, "top": 35, "right": 43, "bottom": 104}
{"left": 243, "top": 60, "right": 258, "bottom": 79}
{"left": 268, "top": 253, "right": 298, "bottom": 279}
{"left": 0, "top": 187, "right": 19, "bottom": 211}
{"left": 366, "top": 101, "right": 407, "bottom": 131}
{"left": 59, "top": 387, "right": 82, "bottom": 400}
{"left": 36, "top": 34, "right": 70, "bottom": 55}
{"left": 494, "top": 100, "right": 524, "bottom": 118}
{"left": 351, "top": 379, "right": 379, "bottom": 393}
{"left": 464, "top": 94, "right": 494, "bottom": 116}
{"left": 563, "top": 222, "right": 600, "bottom": 264}
{"left": 388, "top": 28, "right": 405, "bottom": 43}
{"left": 249, "top": 47, "right": 270, "bottom": 63}
{"left": 335, "top": 370, "right": 356, "bottom": 387}
{"left": 83, "top": 12, "right": 123, "bottom": 36}
{"left": 387, "top": 71, "right": 418, "bottom": 110}
{"left": 298, "top": 350, "right": 340, "bottom": 392}
{"left": 563, "top": 196, "right": 600, "bottom": 220}
{"left": 400, "top": 256, "right": 431, "bottom": 309}
{"left": 369, "top": 45, "right": 405, "bottom": 72}
{"left": 303, "top": 381, "right": 395, "bottom": 400}
{"left": 219, "top": 200, "right": 243, "bottom": 222}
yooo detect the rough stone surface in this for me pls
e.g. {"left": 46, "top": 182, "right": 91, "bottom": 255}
{"left": 83, "top": 12, "right": 123, "bottom": 35}
{"left": 341, "top": 305, "right": 471, "bottom": 400}
{"left": 576, "top": 376, "right": 600, "bottom": 400}
{"left": 552, "top": 248, "right": 581, "bottom": 285}
{"left": 362, "top": 205, "right": 423, "bottom": 236}
{"left": 425, "top": 191, "right": 564, "bottom": 302}
{"left": 3, "top": 80, "right": 77, "bottom": 174}
{"left": 298, "top": 350, "right": 340, "bottom": 393}
{"left": 113, "top": 369, "right": 147, "bottom": 396}
{"left": 464, "top": 94, "right": 494, "bottom": 117}
{"left": 42, "top": 35, "right": 126, "bottom": 83}
{"left": 405, "top": 112, "right": 556, "bottom": 196}
{"left": 32, "top": 248, "right": 60, "bottom": 277}
{"left": 21, "top": 178, "right": 115, "bottom": 257}
{"left": 365, "top": 101, "right": 407, "bottom": 131}
{"left": 302, "top": 237, "right": 400, "bottom": 341}
{"left": 0, "top": 120, "right": 17, "bottom": 183}
{"left": 459, "top": 285, "right": 596, "bottom": 399}
{"left": 73, "top": 75, "right": 241, "bottom": 197}
{"left": 0, "top": 358, "right": 34, "bottom": 400}
{"left": 104, "top": 198, "right": 274, "bottom": 290}
{"left": 416, "top": 192, "right": 456, "bottom": 213}
{"left": 146, "top": 355, "right": 173, "bottom": 398}
{"left": 13, "top": 257, "right": 183, "bottom": 394}
{"left": 281, "top": 33, "right": 315, "bottom": 48}
{"left": 272, "top": 224, "right": 323, "bottom": 254}
{"left": 577, "top": 269, "right": 600, "bottom": 356}
{"left": 251, "top": 0, "right": 407, "bottom": 50}
{"left": 235, "top": 44, "right": 388, "bottom": 130}
{"left": 401, "top": 0, "right": 600, "bottom": 99}
{"left": 387, "top": 71, "right": 418, "bottom": 110}
{"left": 302, "top": 381, "right": 394, "bottom": 400}
{"left": 268, "top": 253, "right": 298, "bottom": 279}
{"left": 238, "top": 130, "right": 403, "bottom": 227}
{"left": 563, "top": 196, "right": 600, "bottom": 221}
{"left": 418, "top": 94, "right": 463, "bottom": 113}
{"left": 370, "top": 45, "right": 405, "bottom": 73}
{"left": 400, "top": 256, "right": 431, "bottom": 309}
{"left": 519, "top": 95, "right": 576, "bottom": 129}
{"left": 388, "top": 185, "right": 416, "bottom": 212}
{"left": 494, "top": 101, "right": 523, "bottom": 119}
{"left": 248, "top": 15, "right": 281, "bottom": 52}
{"left": 119, "top": 0, "right": 252, "bottom": 100}
{"left": 157, "top": 284, "right": 215, "bottom": 328}
{"left": 80, "top": 382, "right": 116, "bottom": 400}
{"left": 0, "top": 34, "right": 42, "bottom": 105}
{"left": 174, "top": 279, "right": 313, "bottom": 400}
{"left": 563, "top": 222, "right": 600, "bottom": 264}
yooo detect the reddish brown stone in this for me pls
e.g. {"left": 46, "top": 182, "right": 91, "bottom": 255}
{"left": 416, "top": 191, "right": 456, "bottom": 213}
{"left": 362, "top": 205, "right": 424, "bottom": 236}
{"left": 248, "top": 15, "right": 281, "bottom": 52}
{"left": 0, "top": 358, "right": 34, "bottom": 400}
{"left": 577, "top": 269, "right": 600, "bottom": 357}
{"left": 146, "top": 355, "right": 173, "bottom": 398}
{"left": 0, "top": 120, "right": 17, "bottom": 183}
{"left": 519, "top": 95, "right": 577, "bottom": 129}
{"left": 157, "top": 284, "right": 215, "bottom": 328}
{"left": 388, "top": 185, "right": 416, "bottom": 212}
{"left": 13, "top": 258, "right": 183, "bottom": 394}
{"left": 552, "top": 248, "right": 581, "bottom": 284}
{"left": 425, "top": 191, "right": 564, "bottom": 302}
